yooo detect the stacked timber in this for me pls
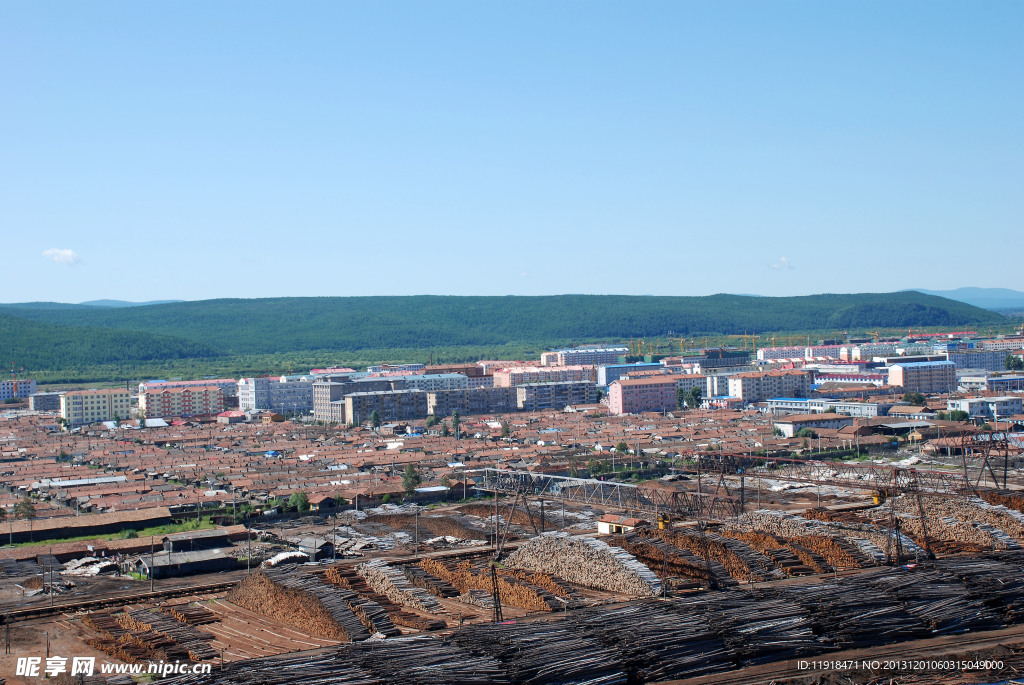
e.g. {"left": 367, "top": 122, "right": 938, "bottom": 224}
{"left": 326, "top": 564, "right": 447, "bottom": 631}
{"left": 402, "top": 564, "right": 460, "bottom": 598}
{"left": 160, "top": 604, "right": 218, "bottom": 626}
{"left": 638, "top": 528, "right": 754, "bottom": 581}
{"left": 357, "top": 559, "right": 443, "bottom": 613}
{"left": 417, "top": 558, "right": 563, "bottom": 612}
{"left": 226, "top": 568, "right": 369, "bottom": 641}
{"left": 363, "top": 513, "right": 489, "bottom": 540}
{"left": 606, "top": 533, "right": 718, "bottom": 585}
{"left": 981, "top": 490, "right": 1024, "bottom": 514}
{"left": 121, "top": 610, "right": 217, "bottom": 661}
{"left": 504, "top": 532, "right": 661, "bottom": 596}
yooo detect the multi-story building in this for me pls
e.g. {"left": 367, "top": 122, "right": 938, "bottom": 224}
{"left": 773, "top": 413, "right": 854, "bottom": 438}
{"left": 979, "top": 337, "right": 1024, "bottom": 352}
{"left": 427, "top": 387, "right": 518, "bottom": 417}
{"left": 945, "top": 349, "right": 1013, "bottom": 372}
{"left": 344, "top": 389, "right": 427, "bottom": 425}
{"left": 762, "top": 398, "right": 887, "bottom": 418}
{"left": 0, "top": 378, "right": 36, "bottom": 401}
{"left": 888, "top": 361, "right": 956, "bottom": 394}
{"left": 596, "top": 363, "right": 663, "bottom": 387}
{"left": 698, "top": 348, "right": 753, "bottom": 371}
{"left": 757, "top": 346, "right": 806, "bottom": 361}
{"left": 238, "top": 375, "right": 317, "bottom": 415}
{"left": 541, "top": 347, "right": 628, "bottom": 367}
{"left": 139, "top": 378, "right": 237, "bottom": 398}
{"left": 841, "top": 343, "right": 899, "bottom": 361}
{"left": 516, "top": 381, "right": 596, "bottom": 412}
{"left": 60, "top": 389, "right": 131, "bottom": 427}
{"left": 608, "top": 377, "right": 678, "bottom": 415}
{"left": 492, "top": 366, "right": 595, "bottom": 387}
{"left": 140, "top": 385, "right": 224, "bottom": 419}
{"left": 804, "top": 345, "right": 845, "bottom": 360}
{"left": 947, "top": 396, "right": 1023, "bottom": 421}
{"left": 726, "top": 370, "right": 812, "bottom": 404}
{"left": 402, "top": 374, "right": 469, "bottom": 392}
{"left": 312, "top": 375, "right": 399, "bottom": 423}
{"left": 29, "top": 391, "right": 63, "bottom": 412}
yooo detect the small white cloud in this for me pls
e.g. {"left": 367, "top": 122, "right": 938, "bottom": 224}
{"left": 520, "top": 272, "right": 528, "bottom": 278}
{"left": 42, "top": 248, "right": 81, "bottom": 266}
{"left": 770, "top": 257, "right": 793, "bottom": 270}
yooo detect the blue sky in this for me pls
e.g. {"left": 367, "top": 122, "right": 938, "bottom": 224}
{"left": 3, "top": 2, "right": 1021, "bottom": 302}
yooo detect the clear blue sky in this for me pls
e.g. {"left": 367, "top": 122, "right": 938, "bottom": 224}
{"left": 3, "top": 2, "right": 1021, "bottom": 302}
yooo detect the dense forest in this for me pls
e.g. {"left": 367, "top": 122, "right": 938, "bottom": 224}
{"left": 0, "top": 292, "right": 1005, "bottom": 382}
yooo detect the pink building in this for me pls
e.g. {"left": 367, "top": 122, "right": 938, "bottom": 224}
{"left": 608, "top": 377, "right": 678, "bottom": 415}
{"left": 492, "top": 365, "right": 595, "bottom": 387}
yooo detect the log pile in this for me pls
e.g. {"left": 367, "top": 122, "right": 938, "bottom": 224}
{"left": 981, "top": 490, "right": 1024, "bottom": 513}
{"left": 160, "top": 604, "right": 219, "bottom": 626}
{"left": 606, "top": 533, "right": 717, "bottom": 585}
{"left": 638, "top": 528, "right": 754, "bottom": 581}
{"left": 402, "top": 564, "right": 460, "bottom": 598}
{"left": 363, "top": 513, "right": 489, "bottom": 540}
{"left": 417, "top": 558, "right": 564, "bottom": 612}
{"left": 881, "top": 496, "right": 1023, "bottom": 549}
{"left": 120, "top": 610, "right": 217, "bottom": 661}
{"left": 357, "top": 559, "right": 443, "bottom": 613}
{"left": 737, "top": 510, "right": 904, "bottom": 563}
{"left": 226, "top": 568, "right": 368, "bottom": 641}
{"left": 721, "top": 530, "right": 830, "bottom": 575}
{"left": 325, "top": 564, "right": 448, "bottom": 632}
{"left": 504, "top": 532, "right": 660, "bottom": 596}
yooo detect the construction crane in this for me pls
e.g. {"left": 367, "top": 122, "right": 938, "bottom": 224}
{"left": 10, "top": 362, "right": 23, "bottom": 398}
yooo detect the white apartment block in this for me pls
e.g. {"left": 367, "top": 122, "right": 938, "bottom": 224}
{"left": 238, "top": 375, "right": 316, "bottom": 414}
{"left": 888, "top": 361, "right": 956, "bottom": 393}
{"left": 946, "top": 396, "right": 1023, "bottom": 420}
{"left": 727, "top": 371, "right": 812, "bottom": 403}
{"left": 541, "top": 347, "right": 629, "bottom": 367}
{"left": 0, "top": 378, "right": 36, "bottom": 401}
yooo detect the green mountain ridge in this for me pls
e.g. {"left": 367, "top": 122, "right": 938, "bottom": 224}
{"left": 0, "top": 292, "right": 1002, "bottom": 375}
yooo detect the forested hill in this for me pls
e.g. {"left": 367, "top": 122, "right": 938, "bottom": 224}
{"left": 0, "top": 292, "right": 1003, "bottom": 368}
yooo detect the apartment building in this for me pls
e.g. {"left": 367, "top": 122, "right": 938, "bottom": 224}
{"left": 0, "top": 378, "right": 36, "bottom": 401}
{"left": 756, "top": 346, "right": 806, "bottom": 361}
{"left": 887, "top": 361, "right": 956, "bottom": 393}
{"left": 979, "top": 337, "right": 1024, "bottom": 352}
{"left": 540, "top": 347, "right": 628, "bottom": 367}
{"left": 608, "top": 377, "right": 678, "bottom": 415}
{"left": 773, "top": 413, "right": 854, "bottom": 438}
{"left": 516, "top": 382, "right": 596, "bottom": 412}
{"left": 946, "top": 396, "right": 1023, "bottom": 421}
{"left": 401, "top": 373, "right": 469, "bottom": 392}
{"left": 312, "top": 375, "right": 400, "bottom": 423}
{"left": 841, "top": 343, "right": 899, "bottom": 361}
{"left": 596, "top": 363, "right": 663, "bottom": 387}
{"left": 139, "top": 378, "right": 237, "bottom": 398}
{"left": 427, "top": 387, "right": 518, "bottom": 417}
{"left": 762, "top": 398, "right": 886, "bottom": 418}
{"left": 945, "top": 349, "right": 1013, "bottom": 372}
{"left": 492, "top": 365, "right": 595, "bottom": 387}
{"left": 140, "top": 385, "right": 224, "bottom": 419}
{"left": 29, "top": 391, "right": 63, "bottom": 412}
{"left": 238, "top": 375, "right": 317, "bottom": 414}
{"left": 60, "top": 389, "right": 131, "bottom": 427}
{"left": 725, "top": 370, "right": 812, "bottom": 404}
{"left": 344, "top": 389, "right": 427, "bottom": 425}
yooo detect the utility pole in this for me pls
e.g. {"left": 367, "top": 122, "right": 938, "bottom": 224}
{"left": 150, "top": 535, "right": 155, "bottom": 592}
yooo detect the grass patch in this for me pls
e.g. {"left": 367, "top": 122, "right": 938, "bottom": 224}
{"left": 0, "top": 516, "right": 217, "bottom": 549}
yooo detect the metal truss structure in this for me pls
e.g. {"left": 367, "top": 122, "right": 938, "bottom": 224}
{"left": 476, "top": 468, "right": 742, "bottom": 520}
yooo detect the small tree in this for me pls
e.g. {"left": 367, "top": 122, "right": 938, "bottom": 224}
{"left": 381, "top": 493, "right": 392, "bottom": 504}
{"left": 1006, "top": 354, "right": 1024, "bottom": 371}
{"left": 402, "top": 464, "right": 422, "bottom": 494}
{"left": 370, "top": 410, "right": 381, "bottom": 429}
{"left": 500, "top": 421, "right": 511, "bottom": 438}
{"left": 676, "top": 387, "right": 686, "bottom": 410}
{"left": 440, "top": 474, "right": 452, "bottom": 489}
{"left": 687, "top": 387, "right": 702, "bottom": 410}
{"left": 425, "top": 415, "right": 439, "bottom": 428}
{"left": 615, "top": 441, "right": 629, "bottom": 453}
{"left": 902, "top": 392, "right": 926, "bottom": 406}
{"left": 587, "top": 458, "right": 605, "bottom": 475}
{"left": 288, "top": 491, "right": 310, "bottom": 512}
{"left": 14, "top": 497, "right": 35, "bottom": 521}
{"left": 441, "top": 422, "right": 451, "bottom": 438}
{"left": 0, "top": 507, "right": 6, "bottom": 524}
{"left": 452, "top": 411, "right": 461, "bottom": 439}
